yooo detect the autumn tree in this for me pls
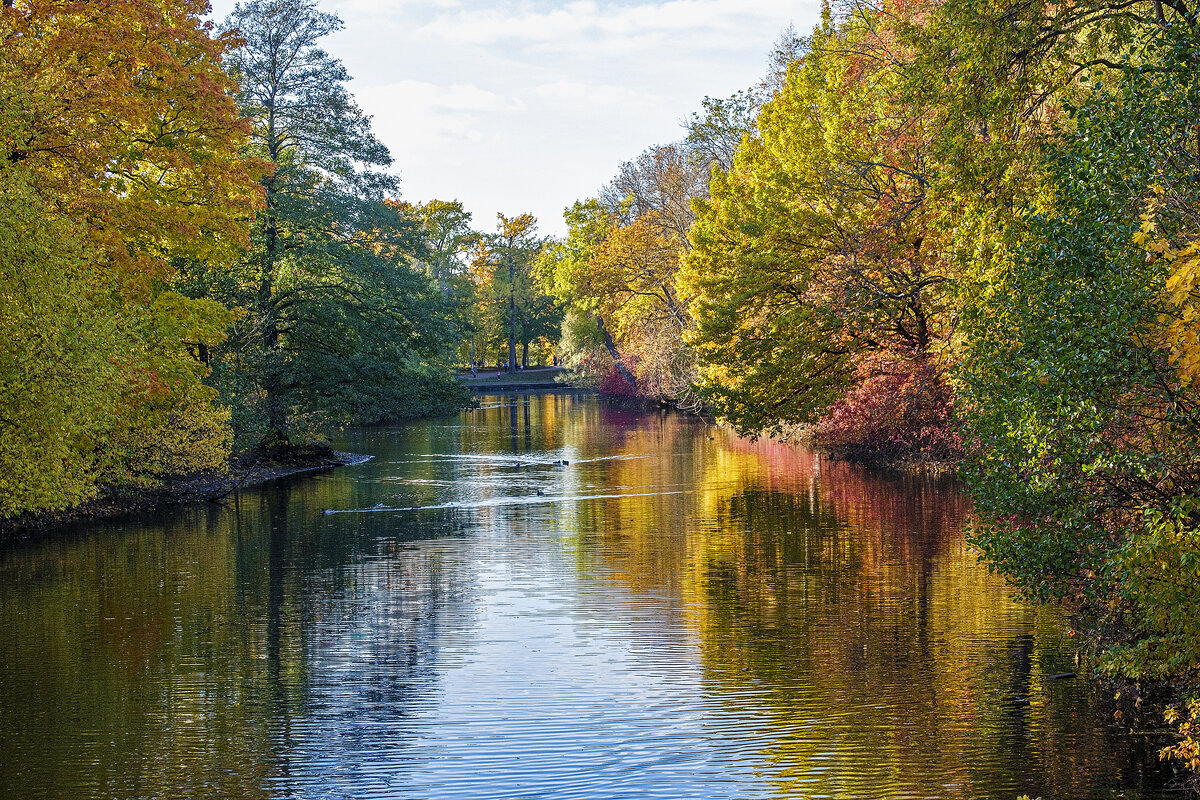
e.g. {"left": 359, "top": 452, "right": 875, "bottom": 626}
{"left": 685, "top": 26, "right": 804, "bottom": 175}
{"left": 886, "top": 0, "right": 1200, "bottom": 763}
{"left": 0, "top": 0, "right": 260, "bottom": 515}
{"left": 954, "top": 19, "right": 1200, "bottom": 657}
{"left": 542, "top": 143, "right": 707, "bottom": 404}
{"left": 470, "top": 214, "right": 559, "bottom": 370}
{"left": 682, "top": 7, "right": 954, "bottom": 451}
{"left": 407, "top": 199, "right": 479, "bottom": 290}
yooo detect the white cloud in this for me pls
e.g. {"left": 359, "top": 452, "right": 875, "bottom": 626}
{"left": 371, "top": 80, "right": 522, "bottom": 113}
{"left": 416, "top": 0, "right": 800, "bottom": 51}
{"left": 206, "top": 0, "right": 821, "bottom": 235}
{"left": 530, "top": 81, "right": 661, "bottom": 113}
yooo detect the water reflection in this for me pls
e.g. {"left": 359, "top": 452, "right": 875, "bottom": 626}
{"left": 0, "top": 393, "right": 1176, "bottom": 799}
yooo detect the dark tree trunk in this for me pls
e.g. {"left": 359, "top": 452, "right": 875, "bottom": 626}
{"left": 260, "top": 173, "right": 287, "bottom": 443}
{"left": 507, "top": 255, "right": 517, "bottom": 373}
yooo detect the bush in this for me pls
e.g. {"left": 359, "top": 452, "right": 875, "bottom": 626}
{"left": 597, "top": 365, "right": 640, "bottom": 398}
{"left": 813, "top": 354, "right": 959, "bottom": 464}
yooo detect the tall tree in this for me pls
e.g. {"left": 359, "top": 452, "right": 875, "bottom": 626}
{"left": 401, "top": 199, "right": 481, "bottom": 369}
{"left": 954, "top": 22, "right": 1200, "bottom": 670}
{"left": 542, "top": 143, "right": 706, "bottom": 403}
{"left": 681, "top": 8, "right": 953, "bottom": 441}
{"left": 187, "top": 0, "right": 465, "bottom": 446}
{"left": 470, "top": 214, "right": 558, "bottom": 371}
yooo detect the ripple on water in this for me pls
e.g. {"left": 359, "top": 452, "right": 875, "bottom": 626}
{"left": 0, "top": 395, "right": 1178, "bottom": 800}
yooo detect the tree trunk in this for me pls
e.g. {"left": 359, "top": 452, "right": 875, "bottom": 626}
{"left": 260, "top": 194, "right": 286, "bottom": 442}
{"left": 522, "top": 341, "right": 529, "bottom": 369}
{"left": 507, "top": 255, "right": 517, "bottom": 373}
{"left": 469, "top": 339, "right": 477, "bottom": 377}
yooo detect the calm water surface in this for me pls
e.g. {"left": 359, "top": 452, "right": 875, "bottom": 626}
{"left": 0, "top": 394, "right": 1179, "bottom": 799}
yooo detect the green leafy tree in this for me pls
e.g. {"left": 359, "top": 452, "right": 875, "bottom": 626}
{"left": 185, "top": 0, "right": 466, "bottom": 446}
{"left": 956, "top": 26, "right": 1200, "bottom": 676}
{"left": 470, "top": 214, "right": 559, "bottom": 370}
{"left": 400, "top": 199, "right": 483, "bottom": 369}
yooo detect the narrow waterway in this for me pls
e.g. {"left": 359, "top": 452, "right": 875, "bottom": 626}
{"left": 0, "top": 394, "right": 1177, "bottom": 799}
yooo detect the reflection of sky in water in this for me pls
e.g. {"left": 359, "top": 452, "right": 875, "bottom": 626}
{"left": 0, "top": 393, "right": 1178, "bottom": 800}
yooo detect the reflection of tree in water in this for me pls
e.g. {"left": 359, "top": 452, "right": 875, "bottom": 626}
{"left": 0, "top": 458, "right": 478, "bottom": 800}
{"left": 567, "top": 416, "right": 1168, "bottom": 799}
{"left": 693, "top": 439, "right": 1167, "bottom": 799}
{"left": 268, "top": 548, "right": 473, "bottom": 796}
{"left": 227, "top": 486, "right": 478, "bottom": 796}
{"left": 0, "top": 396, "right": 1176, "bottom": 800}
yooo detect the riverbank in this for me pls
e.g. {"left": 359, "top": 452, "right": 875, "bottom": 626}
{"left": 0, "top": 449, "right": 368, "bottom": 542}
{"left": 457, "top": 365, "right": 580, "bottom": 392}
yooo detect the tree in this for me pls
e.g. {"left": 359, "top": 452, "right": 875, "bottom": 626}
{"left": 958, "top": 25, "right": 1200, "bottom": 640}
{"left": 470, "top": 214, "right": 559, "bottom": 371}
{"left": 405, "top": 199, "right": 479, "bottom": 290}
{"left": 401, "top": 199, "right": 482, "bottom": 369}
{"left": 0, "top": 0, "right": 260, "bottom": 514}
{"left": 685, "top": 26, "right": 804, "bottom": 175}
{"left": 0, "top": 167, "right": 123, "bottom": 515}
{"left": 538, "top": 202, "right": 637, "bottom": 389}
{"left": 542, "top": 143, "right": 707, "bottom": 404}
{"left": 0, "top": 0, "right": 261, "bottom": 286}
{"left": 187, "top": 0, "right": 466, "bottom": 446}
{"left": 681, "top": 8, "right": 953, "bottom": 441}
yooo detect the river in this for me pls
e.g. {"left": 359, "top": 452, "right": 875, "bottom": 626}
{"left": 0, "top": 393, "right": 1178, "bottom": 799}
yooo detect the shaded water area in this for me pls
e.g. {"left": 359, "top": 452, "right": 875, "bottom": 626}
{"left": 0, "top": 394, "right": 1180, "bottom": 799}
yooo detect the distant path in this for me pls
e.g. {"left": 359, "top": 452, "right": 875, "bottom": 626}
{"left": 456, "top": 366, "right": 585, "bottom": 393}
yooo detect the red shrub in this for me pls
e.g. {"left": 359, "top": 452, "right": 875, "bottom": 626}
{"left": 814, "top": 354, "right": 960, "bottom": 464}
{"left": 597, "top": 365, "right": 641, "bottom": 397}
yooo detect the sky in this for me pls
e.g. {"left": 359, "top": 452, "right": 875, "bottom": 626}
{"left": 205, "top": 0, "right": 821, "bottom": 237}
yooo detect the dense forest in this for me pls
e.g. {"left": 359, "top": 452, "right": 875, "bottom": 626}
{"left": 546, "top": 0, "right": 1200, "bottom": 772}
{"left": 3, "top": 0, "right": 1200, "bottom": 775}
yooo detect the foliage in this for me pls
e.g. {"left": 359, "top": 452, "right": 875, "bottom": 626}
{"left": 544, "top": 144, "right": 704, "bottom": 405}
{"left": 813, "top": 354, "right": 959, "bottom": 464}
{"left": 0, "top": 168, "right": 122, "bottom": 515}
{"left": 186, "top": 0, "right": 467, "bottom": 444}
{"left": 110, "top": 387, "right": 234, "bottom": 484}
{"left": 597, "top": 365, "right": 641, "bottom": 398}
{"left": 0, "top": 0, "right": 259, "bottom": 515}
{"left": 1104, "top": 502, "right": 1200, "bottom": 680}
{"left": 684, "top": 26, "right": 803, "bottom": 174}
{"left": 553, "top": 308, "right": 607, "bottom": 388}
{"left": 682, "top": 7, "right": 953, "bottom": 441}
{"left": 469, "top": 213, "right": 560, "bottom": 369}
{"left": 0, "top": 0, "right": 261, "bottom": 286}
{"left": 1161, "top": 239, "right": 1200, "bottom": 383}
{"left": 1164, "top": 698, "right": 1200, "bottom": 773}
{"left": 957, "top": 27, "right": 1200, "bottom": 610}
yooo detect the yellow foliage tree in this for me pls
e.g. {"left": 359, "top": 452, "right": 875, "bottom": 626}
{"left": 0, "top": 168, "right": 123, "bottom": 515}
{"left": 1162, "top": 241, "right": 1200, "bottom": 384}
{"left": 0, "top": 0, "right": 261, "bottom": 515}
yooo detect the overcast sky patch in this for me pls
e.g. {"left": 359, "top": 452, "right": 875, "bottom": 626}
{"left": 208, "top": 0, "right": 819, "bottom": 236}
